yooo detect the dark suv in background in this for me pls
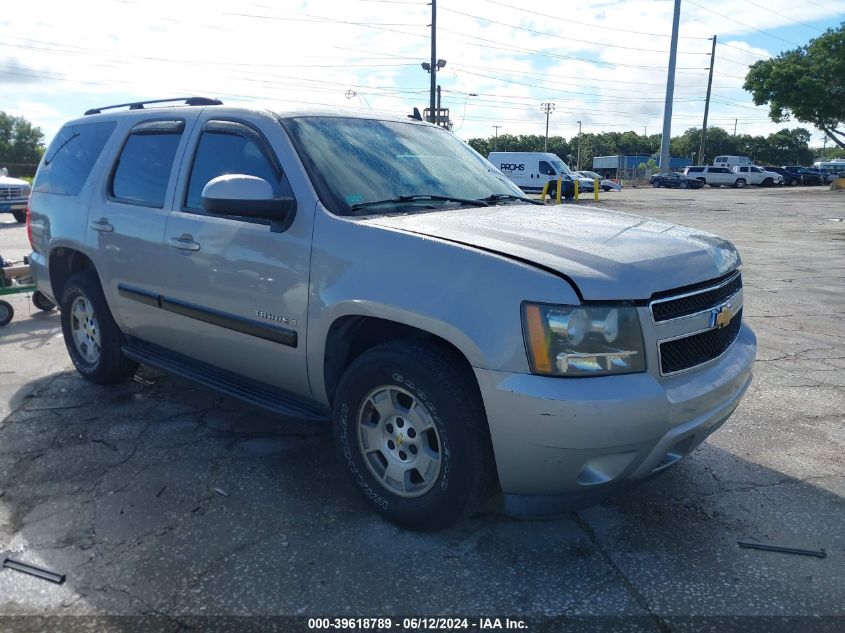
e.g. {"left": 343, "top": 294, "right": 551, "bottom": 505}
{"left": 782, "top": 166, "right": 824, "bottom": 186}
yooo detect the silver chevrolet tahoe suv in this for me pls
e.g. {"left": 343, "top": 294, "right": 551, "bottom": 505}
{"left": 28, "top": 98, "right": 756, "bottom": 530}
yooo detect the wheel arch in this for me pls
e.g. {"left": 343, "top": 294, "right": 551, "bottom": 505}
{"left": 321, "top": 314, "right": 483, "bottom": 408}
{"left": 48, "top": 246, "right": 100, "bottom": 301}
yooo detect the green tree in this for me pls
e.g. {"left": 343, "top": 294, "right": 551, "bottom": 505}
{"left": 744, "top": 23, "right": 845, "bottom": 149}
{"left": 0, "top": 112, "right": 45, "bottom": 165}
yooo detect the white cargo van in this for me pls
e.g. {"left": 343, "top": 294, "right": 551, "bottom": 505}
{"left": 487, "top": 152, "right": 575, "bottom": 193}
{"left": 713, "top": 155, "right": 752, "bottom": 169}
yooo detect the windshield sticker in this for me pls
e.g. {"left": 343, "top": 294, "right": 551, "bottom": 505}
{"left": 345, "top": 194, "right": 364, "bottom": 205}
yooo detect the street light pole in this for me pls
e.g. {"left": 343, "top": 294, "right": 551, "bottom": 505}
{"left": 659, "top": 0, "right": 682, "bottom": 170}
{"left": 430, "top": 0, "right": 437, "bottom": 124}
{"left": 576, "top": 120, "right": 582, "bottom": 170}
{"left": 541, "top": 102, "right": 555, "bottom": 152}
{"left": 493, "top": 125, "right": 501, "bottom": 150}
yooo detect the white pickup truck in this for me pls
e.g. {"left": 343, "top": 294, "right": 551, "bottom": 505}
{"left": 732, "top": 165, "right": 783, "bottom": 187}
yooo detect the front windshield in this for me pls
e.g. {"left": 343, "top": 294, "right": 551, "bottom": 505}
{"left": 283, "top": 116, "right": 524, "bottom": 215}
{"left": 550, "top": 159, "right": 572, "bottom": 175}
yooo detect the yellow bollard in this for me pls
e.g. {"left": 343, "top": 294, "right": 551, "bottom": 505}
{"left": 594, "top": 177, "right": 599, "bottom": 201}
{"left": 574, "top": 178, "right": 579, "bottom": 201}
{"left": 556, "top": 176, "right": 562, "bottom": 204}
{"left": 541, "top": 180, "right": 550, "bottom": 202}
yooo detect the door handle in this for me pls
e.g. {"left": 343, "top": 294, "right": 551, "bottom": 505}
{"left": 89, "top": 218, "right": 114, "bottom": 232}
{"left": 168, "top": 236, "right": 201, "bottom": 252}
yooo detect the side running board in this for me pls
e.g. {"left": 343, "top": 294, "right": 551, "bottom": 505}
{"left": 122, "top": 339, "right": 330, "bottom": 422}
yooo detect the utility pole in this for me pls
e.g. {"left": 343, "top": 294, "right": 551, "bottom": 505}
{"left": 698, "top": 35, "right": 717, "bottom": 166}
{"left": 576, "top": 120, "right": 582, "bottom": 170}
{"left": 429, "top": 0, "right": 437, "bottom": 124}
{"left": 541, "top": 102, "right": 555, "bottom": 152}
{"left": 734, "top": 119, "right": 738, "bottom": 136}
{"left": 659, "top": 0, "right": 682, "bottom": 170}
{"left": 493, "top": 125, "right": 502, "bottom": 150}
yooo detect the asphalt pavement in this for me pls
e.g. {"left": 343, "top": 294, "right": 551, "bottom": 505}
{"left": 0, "top": 186, "right": 843, "bottom": 632}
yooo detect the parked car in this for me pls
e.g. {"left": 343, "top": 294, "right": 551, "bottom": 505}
{"left": 731, "top": 165, "right": 783, "bottom": 187}
{"left": 682, "top": 166, "right": 736, "bottom": 187}
{"left": 783, "top": 166, "right": 824, "bottom": 186}
{"left": 577, "top": 170, "right": 622, "bottom": 191}
{"left": 650, "top": 172, "right": 705, "bottom": 189}
{"left": 0, "top": 170, "right": 31, "bottom": 223}
{"left": 28, "top": 98, "right": 756, "bottom": 530}
{"left": 762, "top": 166, "right": 799, "bottom": 186}
{"left": 805, "top": 168, "right": 836, "bottom": 185}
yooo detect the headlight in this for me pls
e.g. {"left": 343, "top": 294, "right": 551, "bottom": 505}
{"left": 522, "top": 303, "right": 646, "bottom": 376}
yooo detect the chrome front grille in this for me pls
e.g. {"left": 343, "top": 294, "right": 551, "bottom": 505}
{"left": 651, "top": 272, "right": 742, "bottom": 323}
{"left": 659, "top": 309, "right": 742, "bottom": 374}
{"left": 649, "top": 271, "right": 744, "bottom": 376}
{"left": 0, "top": 186, "right": 29, "bottom": 199}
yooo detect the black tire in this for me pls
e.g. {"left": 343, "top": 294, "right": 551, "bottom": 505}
{"left": 652, "top": 181, "right": 660, "bottom": 188}
{"left": 60, "top": 271, "right": 139, "bottom": 384}
{"left": 12, "top": 210, "right": 26, "bottom": 223}
{"left": 333, "top": 340, "right": 493, "bottom": 531}
{"left": 680, "top": 181, "right": 689, "bottom": 189}
{"left": 545, "top": 180, "right": 557, "bottom": 198}
{"left": 32, "top": 290, "right": 56, "bottom": 312}
{"left": 789, "top": 178, "right": 799, "bottom": 186}
{"left": 734, "top": 178, "right": 746, "bottom": 189}
{"left": 0, "top": 300, "right": 13, "bottom": 326}
{"left": 697, "top": 178, "right": 707, "bottom": 186}
{"left": 762, "top": 178, "right": 773, "bottom": 187}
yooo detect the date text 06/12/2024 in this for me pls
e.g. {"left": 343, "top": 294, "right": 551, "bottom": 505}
{"left": 307, "top": 618, "right": 528, "bottom": 630}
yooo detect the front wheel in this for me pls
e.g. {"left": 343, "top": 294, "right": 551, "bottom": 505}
{"left": 333, "top": 340, "right": 493, "bottom": 530}
{"left": 762, "top": 178, "right": 774, "bottom": 187}
{"left": 680, "top": 181, "right": 689, "bottom": 189}
{"left": 734, "top": 178, "right": 747, "bottom": 189}
{"left": 60, "top": 271, "right": 139, "bottom": 384}
{"left": 789, "top": 178, "right": 799, "bottom": 186}
{"left": 652, "top": 181, "right": 660, "bottom": 188}
{"left": 12, "top": 210, "right": 26, "bottom": 223}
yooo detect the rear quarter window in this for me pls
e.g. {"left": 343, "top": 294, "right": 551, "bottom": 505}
{"left": 33, "top": 121, "right": 116, "bottom": 196}
{"left": 686, "top": 167, "right": 704, "bottom": 173}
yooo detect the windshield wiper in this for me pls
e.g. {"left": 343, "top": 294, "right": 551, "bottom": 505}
{"left": 478, "top": 194, "right": 543, "bottom": 206}
{"left": 349, "top": 195, "right": 489, "bottom": 214}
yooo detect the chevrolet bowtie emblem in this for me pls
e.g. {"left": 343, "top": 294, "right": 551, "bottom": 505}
{"left": 713, "top": 303, "right": 733, "bottom": 329}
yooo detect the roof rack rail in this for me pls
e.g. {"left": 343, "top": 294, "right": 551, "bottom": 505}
{"left": 84, "top": 97, "right": 223, "bottom": 116}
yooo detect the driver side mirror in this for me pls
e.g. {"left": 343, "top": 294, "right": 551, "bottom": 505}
{"left": 202, "top": 174, "right": 296, "bottom": 230}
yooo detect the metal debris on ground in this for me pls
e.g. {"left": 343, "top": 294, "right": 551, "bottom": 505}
{"left": 213, "top": 487, "right": 229, "bottom": 497}
{"left": 738, "top": 540, "right": 827, "bottom": 558}
{"left": 2, "top": 558, "right": 66, "bottom": 584}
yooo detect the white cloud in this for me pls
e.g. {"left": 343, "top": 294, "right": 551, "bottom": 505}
{"left": 1, "top": 0, "right": 842, "bottom": 146}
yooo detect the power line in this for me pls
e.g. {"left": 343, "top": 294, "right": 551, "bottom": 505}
{"left": 438, "top": 5, "right": 710, "bottom": 54}
{"left": 744, "top": 0, "right": 826, "bottom": 33}
{"left": 718, "top": 41, "right": 772, "bottom": 60}
{"left": 480, "top": 0, "right": 712, "bottom": 39}
{"left": 684, "top": 0, "right": 803, "bottom": 47}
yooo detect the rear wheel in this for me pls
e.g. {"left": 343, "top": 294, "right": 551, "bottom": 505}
{"left": 734, "top": 178, "right": 747, "bottom": 189}
{"left": 12, "top": 210, "right": 26, "bottom": 223}
{"left": 60, "top": 271, "right": 139, "bottom": 384}
{"left": 789, "top": 178, "right": 799, "bottom": 186}
{"left": 652, "top": 181, "right": 660, "bottom": 188}
{"left": 0, "top": 300, "right": 13, "bottom": 326}
{"left": 333, "top": 340, "right": 493, "bottom": 530}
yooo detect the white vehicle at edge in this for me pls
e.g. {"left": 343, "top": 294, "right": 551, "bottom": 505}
{"left": 814, "top": 160, "right": 845, "bottom": 180}
{"left": 731, "top": 165, "right": 784, "bottom": 187}
{"left": 714, "top": 155, "right": 753, "bottom": 170}
{"left": 487, "top": 151, "right": 574, "bottom": 192}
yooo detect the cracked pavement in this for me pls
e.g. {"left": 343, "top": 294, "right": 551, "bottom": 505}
{"left": 0, "top": 186, "right": 843, "bottom": 630}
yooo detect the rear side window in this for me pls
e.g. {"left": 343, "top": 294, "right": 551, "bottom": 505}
{"left": 33, "top": 121, "right": 116, "bottom": 196}
{"left": 109, "top": 120, "right": 184, "bottom": 208}
{"left": 686, "top": 166, "right": 703, "bottom": 173}
{"left": 184, "top": 121, "right": 288, "bottom": 211}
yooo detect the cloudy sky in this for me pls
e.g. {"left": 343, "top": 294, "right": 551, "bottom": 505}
{"left": 2, "top": 0, "right": 844, "bottom": 148}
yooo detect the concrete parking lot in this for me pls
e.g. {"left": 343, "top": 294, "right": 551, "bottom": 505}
{"left": 1, "top": 186, "right": 843, "bottom": 631}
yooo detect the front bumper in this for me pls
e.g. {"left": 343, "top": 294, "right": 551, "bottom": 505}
{"left": 475, "top": 323, "right": 756, "bottom": 505}
{"left": 0, "top": 200, "right": 27, "bottom": 212}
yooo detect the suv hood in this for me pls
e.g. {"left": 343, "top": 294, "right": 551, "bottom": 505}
{"left": 362, "top": 205, "right": 740, "bottom": 300}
